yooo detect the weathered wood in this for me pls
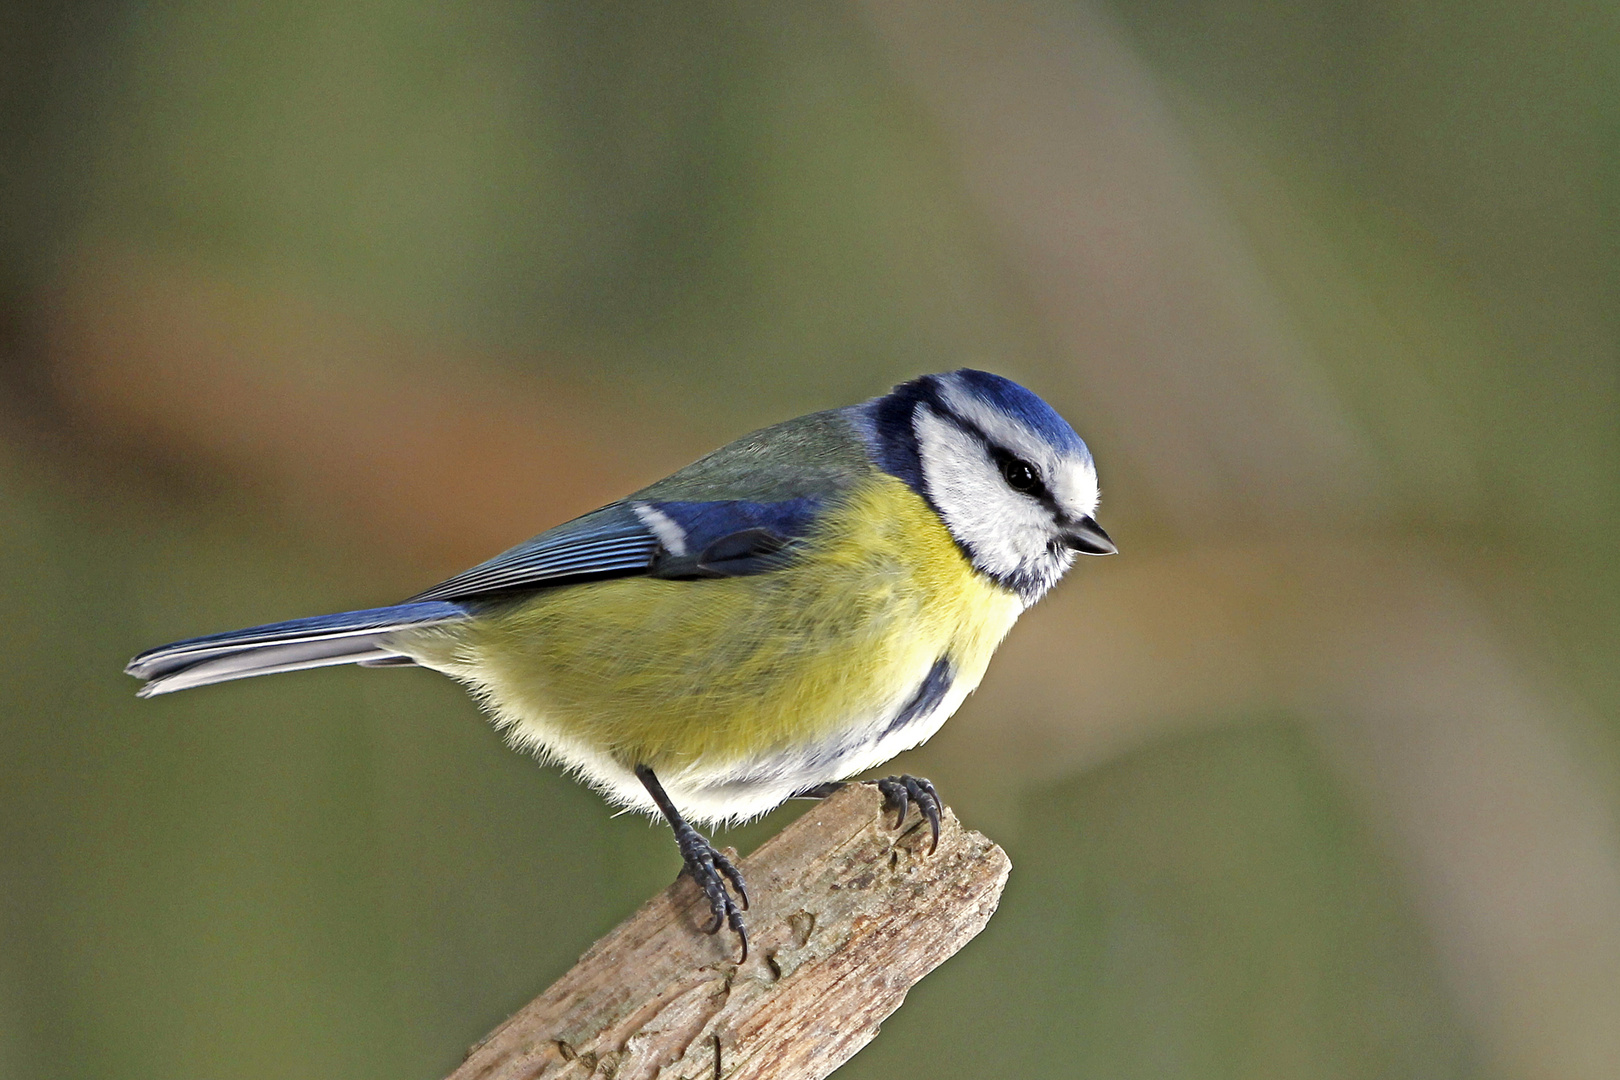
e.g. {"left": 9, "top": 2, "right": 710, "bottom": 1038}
{"left": 447, "top": 784, "right": 1010, "bottom": 1080}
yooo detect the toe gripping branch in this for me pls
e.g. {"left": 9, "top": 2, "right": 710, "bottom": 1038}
{"left": 795, "top": 775, "right": 944, "bottom": 854}
{"left": 635, "top": 765, "right": 750, "bottom": 962}
{"left": 873, "top": 775, "right": 943, "bottom": 854}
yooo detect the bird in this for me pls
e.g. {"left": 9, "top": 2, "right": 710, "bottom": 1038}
{"left": 126, "top": 369, "right": 1115, "bottom": 959}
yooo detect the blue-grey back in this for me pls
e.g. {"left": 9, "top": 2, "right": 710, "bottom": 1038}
{"left": 631, "top": 407, "right": 875, "bottom": 503}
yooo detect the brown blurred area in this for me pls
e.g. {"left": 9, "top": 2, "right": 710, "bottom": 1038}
{"left": 3, "top": 2, "right": 1617, "bottom": 1078}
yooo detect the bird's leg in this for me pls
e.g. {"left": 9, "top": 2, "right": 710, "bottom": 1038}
{"left": 872, "top": 775, "right": 943, "bottom": 854}
{"left": 793, "top": 776, "right": 943, "bottom": 854}
{"left": 634, "top": 764, "right": 749, "bottom": 962}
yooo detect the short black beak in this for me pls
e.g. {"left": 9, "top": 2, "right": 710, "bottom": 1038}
{"left": 1063, "top": 516, "right": 1117, "bottom": 556}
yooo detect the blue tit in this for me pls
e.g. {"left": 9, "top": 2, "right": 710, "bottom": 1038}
{"left": 127, "top": 369, "right": 1115, "bottom": 956}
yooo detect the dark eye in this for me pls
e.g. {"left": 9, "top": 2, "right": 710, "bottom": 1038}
{"left": 999, "top": 456, "right": 1040, "bottom": 493}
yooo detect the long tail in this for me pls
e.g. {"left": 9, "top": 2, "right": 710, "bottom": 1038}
{"left": 126, "top": 601, "right": 469, "bottom": 697}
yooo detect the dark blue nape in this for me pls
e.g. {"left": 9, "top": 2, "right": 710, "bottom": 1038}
{"left": 862, "top": 375, "right": 936, "bottom": 493}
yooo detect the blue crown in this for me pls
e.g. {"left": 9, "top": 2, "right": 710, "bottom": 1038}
{"left": 860, "top": 369, "right": 1088, "bottom": 493}
{"left": 945, "top": 369, "right": 1089, "bottom": 458}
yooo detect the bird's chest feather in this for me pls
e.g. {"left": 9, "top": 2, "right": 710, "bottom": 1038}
{"left": 415, "top": 474, "right": 1022, "bottom": 775}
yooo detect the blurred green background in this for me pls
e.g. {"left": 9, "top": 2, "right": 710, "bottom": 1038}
{"left": 3, "top": 1, "right": 1617, "bottom": 1077}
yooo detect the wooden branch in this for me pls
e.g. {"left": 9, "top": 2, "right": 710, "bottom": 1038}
{"left": 447, "top": 784, "right": 1011, "bottom": 1080}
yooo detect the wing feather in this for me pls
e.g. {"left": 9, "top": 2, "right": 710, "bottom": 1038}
{"left": 406, "top": 496, "right": 835, "bottom": 602}
{"left": 409, "top": 504, "right": 661, "bottom": 602}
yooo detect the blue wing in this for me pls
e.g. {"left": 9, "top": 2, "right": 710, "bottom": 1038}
{"left": 127, "top": 497, "right": 832, "bottom": 696}
{"left": 408, "top": 496, "right": 827, "bottom": 603}
{"left": 409, "top": 503, "right": 661, "bottom": 602}
{"left": 644, "top": 496, "right": 824, "bottom": 579}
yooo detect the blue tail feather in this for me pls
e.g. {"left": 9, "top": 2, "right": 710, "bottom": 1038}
{"left": 127, "top": 601, "right": 467, "bottom": 696}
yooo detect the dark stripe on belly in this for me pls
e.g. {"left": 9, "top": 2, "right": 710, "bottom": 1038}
{"left": 880, "top": 656, "right": 955, "bottom": 740}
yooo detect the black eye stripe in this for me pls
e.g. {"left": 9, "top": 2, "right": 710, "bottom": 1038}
{"left": 986, "top": 444, "right": 1053, "bottom": 500}
{"left": 929, "top": 402, "right": 1066, "bottom": 513}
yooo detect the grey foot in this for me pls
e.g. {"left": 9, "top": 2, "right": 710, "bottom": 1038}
{"left": 873, "top": 774, "right": 942, "bottom": 854}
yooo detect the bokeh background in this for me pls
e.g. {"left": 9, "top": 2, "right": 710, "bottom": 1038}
{"left": 3, "top": 1, "right": 1618, "bottom": 1077}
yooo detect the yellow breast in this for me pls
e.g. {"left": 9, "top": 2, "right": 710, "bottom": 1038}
{"left": 401, "top": 473, "right": 1024, "bottom": 780}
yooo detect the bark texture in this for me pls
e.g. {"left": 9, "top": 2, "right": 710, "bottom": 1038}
{"left": 447, "top": 784, "right": 1010, "bottom": 1080}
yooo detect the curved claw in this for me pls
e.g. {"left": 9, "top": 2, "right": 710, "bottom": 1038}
{"left": 679, "top": 837, "right": 749, "bottom": 960}
{"left": 637, "top": 764, "right": 749, "bottom": 963}
{"left": 711, "top": 847, "right": 749, "bottom": 911}
{"left": 727, "top": 907, "right": 749, "bottom": 963}
{"left": 873, "top": 775, "right": 942, "bottom": 854}
{"left": 914, "top": 777, "right": 942, "bottom": 854}
{"left": 877, "top": 776, "right": 911, "bottom": 829}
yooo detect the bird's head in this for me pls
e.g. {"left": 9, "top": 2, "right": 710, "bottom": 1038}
{"left": 861, "top": 369, "right": 1114, "bottom": 604}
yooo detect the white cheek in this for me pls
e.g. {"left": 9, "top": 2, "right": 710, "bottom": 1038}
{"left": 934, "top": 379, "right": 1098, "bottom": 521}
{"left": 914, "top": 407, "right": 1053, "bottom": 581}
